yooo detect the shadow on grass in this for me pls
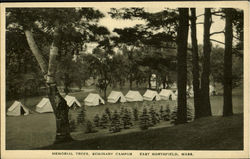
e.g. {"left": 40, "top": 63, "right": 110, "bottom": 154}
{"left": 38, "top": 114, "right": 243, "bottom": 150}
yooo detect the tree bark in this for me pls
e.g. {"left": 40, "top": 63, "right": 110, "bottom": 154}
{"left": 223, "top": 8, "right": 233, "bottom": 116}
{"left": 129, "top": 75, "right": 133, "bottom": 90}
{"left": 148, "top": 74, "right": 151, "bottom": 89}
{"left": 24, "top": 24, "right": 72, "bottom": 144}
{"left": 200, "top": 8, "right": 212, "bottom": 117}
{"left": 24, "top": 30, "right": 48, "bottom": 75}
{"left": 64, "top": 73, "right": 70, "bottom": 95}
{"left": 47, "top": 25, "right": 72, "bottom": 144}
{"left": 190, "top": 8, "right": 202, "bottom": 119}
{"left": 176, "top": 8, "right": 189, "bottom": 124}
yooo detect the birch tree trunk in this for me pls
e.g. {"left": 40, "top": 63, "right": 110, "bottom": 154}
{"left": 223, "top": 8, "right": 233, "bottom": 116}
{"left": 24, "top": 25, "right": 72, "bottom": 144}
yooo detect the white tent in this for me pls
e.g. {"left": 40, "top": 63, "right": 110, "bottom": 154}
{"left": 159, "top": 89, "right": 176, "bottom": 100}
{"left": 125, "top": 90, "right": 143, "bottom": 102}
{"left": 84, "top": 93, "right": 105, "bottom": 106}
{"left": 209, "top": 85, "right": 216, "bottom": 96}
{"left": 143, "top": 90, "right": 161, "bottom": 101}
{"left": 64, "top": 95, "right": 81, "bottom": 108}
{"left": 36, "top": 98, "right": 53, "bottom": 113}
{"left": 7, "top": 101, "right": 29, "bottom": 116}
{"left": 171, "top": 82, "right": 177, "bottom": 89}
{"left": 107, "top": 91, "right": 126, "bottom": 103}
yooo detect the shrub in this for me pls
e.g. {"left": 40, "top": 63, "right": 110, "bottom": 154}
{"left": 93, "top": 114, "right": 100, "bottom": 127}
{"left": 149, "top": 106, "right": 159, "bottom": 126}
{"left": 162, "top": 104, "right": 171, "bottom": 121}
{"left": 77, "top": 107, "right": 86, "bottom": 125}
{"left": 139, "top": 107, "right": 151, "bottom": 130}
{"left": 85, "top": 120, "right": 98, "bottom": 133}
{"left": 109, "top": 110, "right": 121, "bottom": 133}
{"left": 133, "top": 107, "right": 139, "bottom": 121}
{"left": 159, "top": 105, "right": 164, "bottom": 120}
{"left": 105, "top": 107, "right": 112, "bottom": 121}
{"left": 69, "top": 119, "right": 76, "bottom": 132}
{"left": 122, "top": 108, "right": 133, "bottom": 129}
{"left": 100, "top": 113, "right": 109, "bottom": 129}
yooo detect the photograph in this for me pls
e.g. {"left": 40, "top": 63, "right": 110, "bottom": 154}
{"left": 0, "top": 1, "right": 249, "bottom": 159}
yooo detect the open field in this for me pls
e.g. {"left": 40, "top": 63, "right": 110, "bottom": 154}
{"left": 5, "top": 86, "right": 243, "bottom": 150}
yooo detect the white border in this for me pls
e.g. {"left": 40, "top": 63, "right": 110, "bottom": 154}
{"left": 1, "top": 1, "right": 249, "bottom": 159}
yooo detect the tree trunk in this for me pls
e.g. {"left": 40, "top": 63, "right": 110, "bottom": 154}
{"left": 223, "top": 8, "right": 233, "bottom": 116}
{"left": 24, "top": 30, "right": 48, "bottom": 75}
{"left": 200, "top": 8, "right": 212, "bottom": 117}
{"left": 148, "top": 74, "right": 151, "bottom": 89}
{"left": 64, "top": 73, "right": 70, "bottom": 95}
{"left": 176, "top": 8, "right": 189, "bottom": 124}
{"left": 103, "top": 87, "right": 107, "bottom": 100}
{"left": 47, "top": 25, "right": 72, "bottom": 144}
{"left": 24, "top": 25, "right": 72, "bottom": 144}
{"left": 190, "top": 8, "right": 202, "bottom": 119}
{"left": 119, "top": 80, "right": 123, "bottom": 90}
{"left": 129, "top": 75, "right": 133, "bottom": 90}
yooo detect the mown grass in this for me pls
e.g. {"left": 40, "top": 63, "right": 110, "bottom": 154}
{"left": 40, "top": 114, "right": 243, "bottom": 150}
{"left": 5, "top": 86, "right": 243, "bottom": 150}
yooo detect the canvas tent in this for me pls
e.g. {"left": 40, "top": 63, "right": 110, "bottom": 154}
{"left": 107, "top": 91, "right": 126, "bottom": 103}
{"left": 125, "top": 90, "right": 143, "bottom": 102}
{"left": 7, "top": 101, "right": 29, "bottom": 116}
{"left": 171, "top": 82, "right": 177, "bottom": 89}
{"left": 159, "top": 89, "right": 176, "bottom": 100}
{"left": 143, "top": 90, "right": 161, "bottom": 101}
{"left": 209, "top": 85, "right": 216, "bottom": 96}
{"left": 64, "top": 95, "right": 81, "bottom": 108}
{"left": 36, "top": 98, "right": 53, "bottom": 113}
{"left": 84, "top": 93, "right": 105, "bottom": 106}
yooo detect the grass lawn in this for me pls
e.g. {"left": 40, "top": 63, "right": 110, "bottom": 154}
{"left": 5, "top": 85, "right": 243, "bottom": 150}
{"left": 40, "top": 114, "right": 243, "bottom": 150}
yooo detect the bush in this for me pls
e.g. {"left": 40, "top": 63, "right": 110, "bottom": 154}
{"left": 109, "top": 110, "right": 121, "bottom": 133}
{"left": 69, "top": 119, "right": 76, "bottom": 132}
{"left": 170, "top": 102, "right": 194, "bottom": 124}
{"left": 133, "top": 107, "right": 139, "bottom": 121}
{"left": 159, "top": 105, "right": 164, "bottom": 120}
{"left": 77, "top": 107, "right": 86, "bottom": 125}
{"left": 121, "top": 108, "right": 133, "bottom": 129}
{"left": 93, "top": 114, "right": 100, "bottom": 127}
{"left": 105, "top": 108, "right": 112, "bottom": 121}
{"left": 162, "top": 104, "right": 171, "bottom": 121}
{"left": 100, "top": 113, "right": 109, "bottom": 129}
{"left": 139, "top": 107, "right": 151, "bottom": 130}
{"left": 85, "top": 120, "right": 98, "bottom": 133}
{"left": 149, "top": 106, "right": 159, "bottom": 126}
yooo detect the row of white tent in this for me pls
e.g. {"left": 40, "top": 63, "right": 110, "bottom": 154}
{"left": 7, "top": 95, "right": 82, "bottom": 116}
{"left": 7, "top": 89, "right": 177, "bottom": 116}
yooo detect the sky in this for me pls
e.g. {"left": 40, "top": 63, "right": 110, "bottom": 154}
{"left": 95, "top": 7, "right": 226, "bottom": 47}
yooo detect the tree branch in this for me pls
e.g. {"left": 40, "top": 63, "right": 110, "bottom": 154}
{"left": 210, "top": 39, "right": 243, "bottom": 57}
{"left": 233, "top": 35, "right": 243, "bottom": 41}
{"left": 196, "top": 14, "right": 204, "bottom": 18}
{"left": 196, "top": 22, "right": 204, "bottom": 25}
{"left": 210, "top": 31, "right": 225, "bottom": 36}
{"left": 212, "top": 13, "right": 225, "bottom": 17}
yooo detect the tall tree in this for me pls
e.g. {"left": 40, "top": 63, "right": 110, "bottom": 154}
{"left": 176, "top": 8, "right": 189, "bottom": 124}
{"left": 200, "top": 8, "right": 212, "bottom": 117}
{"left": 7, "top": 8, "right": 104, "bottom": 143}
{"left": 190, "top": 8, "right": 202, "bottom": 119}
{"left": 223, "top": 8, "right": 233, "bottom": 116}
